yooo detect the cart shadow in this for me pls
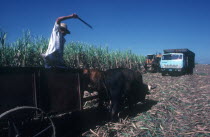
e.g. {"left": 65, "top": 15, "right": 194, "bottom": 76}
{"left": 53, "top": 99, "right": 157, "bottom": 137}
{"left": 53, "top": 107, "right": 108, "bottom": 137}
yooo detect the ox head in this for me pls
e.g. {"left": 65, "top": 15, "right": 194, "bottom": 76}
{"left": 137, "top": 83, "right": 150, "bottom": 102}
{"left": 131, "top": 81, "right": 151, "bottom": 104}
{"left": 80, "top": 69, "right": 104, "bottom": 92}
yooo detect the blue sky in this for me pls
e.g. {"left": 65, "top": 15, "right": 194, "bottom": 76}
{"left": 1, "top": 0, "right": 210, "bottom": 64}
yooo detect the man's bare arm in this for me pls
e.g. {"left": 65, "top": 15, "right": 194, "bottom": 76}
{"left": 56, "top": 13, "right": 78, "bottom": 24}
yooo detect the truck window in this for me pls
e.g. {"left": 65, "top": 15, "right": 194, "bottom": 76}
{"left": 162, "top": 55, "right": 171, "bottom": 60}
{"left": 147, "top": 55, "right": 154, "bottom": 59}
{"left": 172, "top": 55, "right": 182, "bottom": 60}
{"left": 162, "top": 54, "right": 182, "bottom": 60}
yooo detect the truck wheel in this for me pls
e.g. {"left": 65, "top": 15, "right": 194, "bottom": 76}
{"left": 189, "top": 68, "right": 193, "bottom": 75}
{"left": 161, "top": 72, "right": 166, "bottom": 76}
{"left": 186, "top": 68, "right": 193, "bottom": 75}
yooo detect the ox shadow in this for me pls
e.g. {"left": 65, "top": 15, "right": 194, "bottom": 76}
{"left": 119, "top": 99, "right": 158, "bottom": 119}
{"left": 53, "top": 99, "right": 157, "bottom": 137}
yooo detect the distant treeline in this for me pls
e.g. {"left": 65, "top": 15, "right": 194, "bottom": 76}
{"left": 0, "top": 30, "right": 145, "bottom": 70}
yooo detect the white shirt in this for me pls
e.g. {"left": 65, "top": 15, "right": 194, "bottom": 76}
{"left": 44, "top": 22, "right": 66, "bottom": 58}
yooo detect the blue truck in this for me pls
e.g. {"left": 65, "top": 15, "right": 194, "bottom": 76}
{"left": 160, "top": 49, "right": 195, "bottom": 76}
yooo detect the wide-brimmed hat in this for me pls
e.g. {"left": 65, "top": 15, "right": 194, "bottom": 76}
{"left": 60, "top": 23, "right": 70, "bottom": 34}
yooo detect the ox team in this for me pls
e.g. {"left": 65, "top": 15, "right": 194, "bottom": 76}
{"left": 82, "top": 68, "right": 150, "bottom": 120}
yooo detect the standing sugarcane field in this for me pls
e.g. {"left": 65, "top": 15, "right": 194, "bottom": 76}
{"left": 0, "top": 31, "right": 144, "bottom": 70}
{"left": 1, "top": 0, "right": 210, "bottom": 137}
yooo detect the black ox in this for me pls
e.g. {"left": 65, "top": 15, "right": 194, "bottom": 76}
{"left": 81, "top": 68, "right": 150, "bottom": 120}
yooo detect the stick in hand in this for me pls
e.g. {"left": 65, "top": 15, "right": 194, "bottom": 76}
{"left": 78, "top": 17, "right": 93, "bottom": 29}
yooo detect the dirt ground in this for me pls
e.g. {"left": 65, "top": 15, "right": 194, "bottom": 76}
{"left": 78, "top": 64, "right": 210, "bottom": 137}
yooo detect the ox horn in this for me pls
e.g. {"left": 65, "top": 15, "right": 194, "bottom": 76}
{"left": 148, "top": 85, "right": 152, "bottom": 90}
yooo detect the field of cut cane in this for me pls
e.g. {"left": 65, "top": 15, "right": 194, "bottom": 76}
{"left": 81, "top": 64, "right": 210, "bottom": 137}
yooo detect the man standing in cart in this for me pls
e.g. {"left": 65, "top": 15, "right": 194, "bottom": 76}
{"left": 43, "top": 13, "right": 79, "bottom": 68}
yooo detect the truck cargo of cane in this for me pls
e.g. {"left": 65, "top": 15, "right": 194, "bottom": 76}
{"left": 160, "top": 49, "right": 195, "bottom": 75}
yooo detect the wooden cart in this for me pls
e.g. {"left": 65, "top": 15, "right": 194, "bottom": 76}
{"left": 0, "top": 67, "right": 84, "bottom": 137}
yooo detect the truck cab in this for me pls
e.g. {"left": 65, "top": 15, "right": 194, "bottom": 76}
{"left": 144, "top": 54, "right": 161, "bottom": 72}
{"left": 160, "top": 49, "right": 195, "bottom": 76}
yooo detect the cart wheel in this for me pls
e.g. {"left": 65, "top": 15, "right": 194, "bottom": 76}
{"left": 0, "top": 106, "right": 56, "bottom": 137}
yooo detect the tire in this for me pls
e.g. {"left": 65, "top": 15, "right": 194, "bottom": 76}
{"left": 161, "top": 72, "right": 166, "bottom": 76}
{"left": 190, "top": 68, "right": 193, "bottom": 74}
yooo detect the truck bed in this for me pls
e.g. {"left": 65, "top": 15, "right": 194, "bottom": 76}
{"left": 164, "top": 49, "right": 195, "bottom": 56}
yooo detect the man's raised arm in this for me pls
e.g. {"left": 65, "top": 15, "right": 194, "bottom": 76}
{"left": 56, "top": 13, "right": 79, "bottom": 24}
